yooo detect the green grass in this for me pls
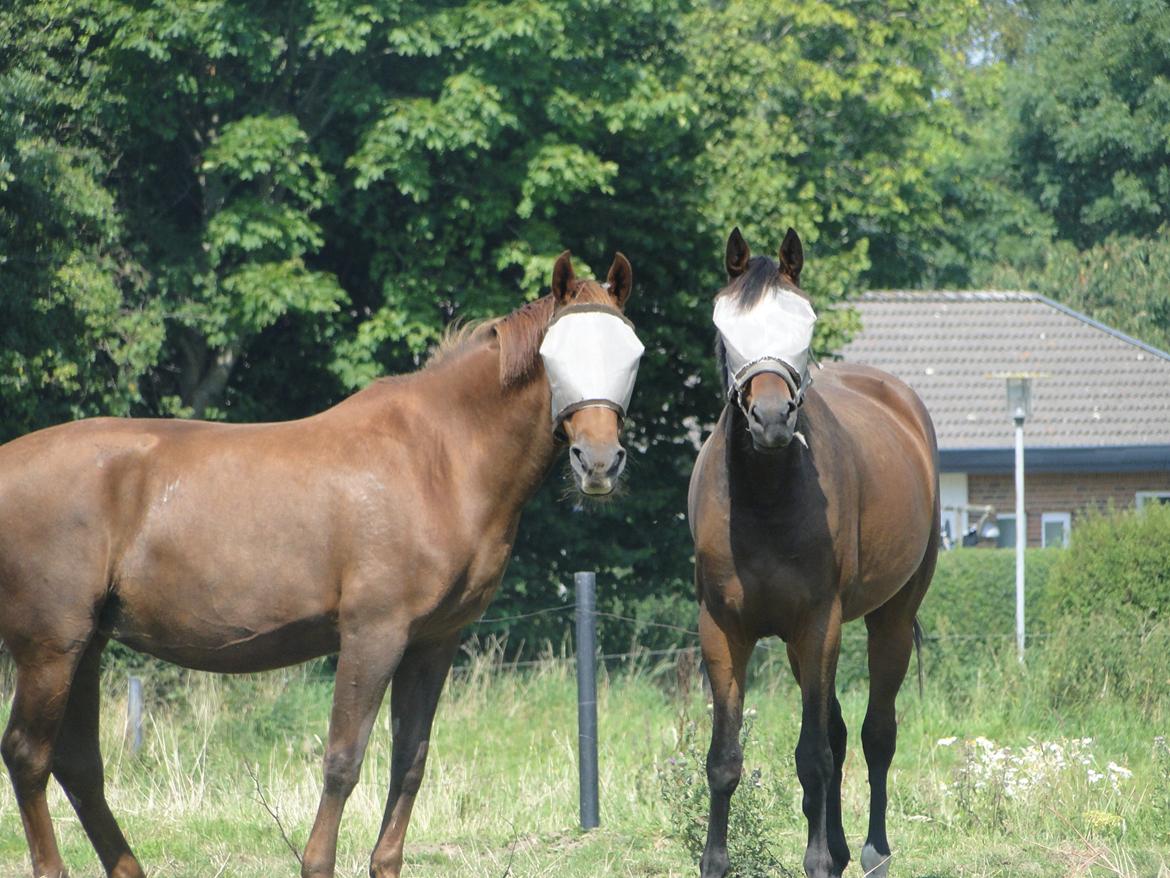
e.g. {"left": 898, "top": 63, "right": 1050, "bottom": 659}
{"left": 1, "top": 639, "right": 1168, "bottom": 877}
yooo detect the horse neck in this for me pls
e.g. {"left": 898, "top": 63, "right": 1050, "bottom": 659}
{"left": 723, "top": 404, "right": 806, "bottom": 509}
{"left": 413, "top": 340, "right": 559, "bottom": 515}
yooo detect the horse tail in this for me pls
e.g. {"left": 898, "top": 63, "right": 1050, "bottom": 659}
{"left": 912, "top": 616, "right": 924, "bottom": 697}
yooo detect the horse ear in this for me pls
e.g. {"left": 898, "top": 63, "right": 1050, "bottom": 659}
{"left": 726, "top": 227, "right": 751, "bottom": 280}
{"left": 779, "top": 227, "right": 803, "bottom": 284}
{"left": 606, "top": 252, "right": 633, "bottom": 307}
{"left": 551, "top": 250, "right": 575, "bottom": 304}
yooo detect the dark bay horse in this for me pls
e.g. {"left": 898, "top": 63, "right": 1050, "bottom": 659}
{"left": 0, "top": 251, "right": 637, "bottom": 878}
{"left": 688, "top": 229, "right": 939, "bottom": 878}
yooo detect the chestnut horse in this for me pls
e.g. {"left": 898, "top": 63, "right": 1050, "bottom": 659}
{"left": 0, "top": 251, "right": 637, "bottom": 878}
{"left": 688, "top": 229, "right": 939, "bottom": 878}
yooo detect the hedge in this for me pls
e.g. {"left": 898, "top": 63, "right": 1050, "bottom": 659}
{"left": 1044, "top": 503, "right": 1170, "bottom": 624}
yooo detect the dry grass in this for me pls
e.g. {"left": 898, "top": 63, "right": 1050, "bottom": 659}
{"left": 0, "top": 641, "right": 1168, "bottom": 877}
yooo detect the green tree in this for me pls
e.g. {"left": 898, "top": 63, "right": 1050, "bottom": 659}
{"left": 1007, "top": 0, "right": 1170, "bottom": 247}
{"left": 0, "top": 6, "right": 164, "bottom": 434}
{"left": 930, "top": 0, "right": 1170, "bottom": 349}
{"left": 1, "top": 0, "right": 982, "bottom": 652}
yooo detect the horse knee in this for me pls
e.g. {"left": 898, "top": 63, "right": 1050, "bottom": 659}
{"left": 52, "top": 745, "right": 103, "bottom": 793}
{"left": 828, "top": 711, "right": 847, "bottom": 767}
{"left": 2, "top": 724, "right": 51, "bottom": 789}
{"left": 699, "top": 846, "right": 730, "bottom": 878}
{"left": 322, "top": 748, "right": 362, "bottom": 797}
{"left": 395, "top": 740, "right": 430, "bottom": 798}
{"left": 706, "top": 744, "right": 743, "bottom": 796}
{"left": 301, "top": 858, "right": 334, "bottom": 878}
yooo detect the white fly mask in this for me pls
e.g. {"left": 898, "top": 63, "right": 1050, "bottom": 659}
{"left": 713, "top": 287, "right": 818, "bottom": 406}
{"left": 538, "top": 304, "right": 645, "bottom": 435}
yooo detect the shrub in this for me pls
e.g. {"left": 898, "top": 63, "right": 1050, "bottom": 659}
{"left": 836, "top": 547, "right": 1060, "bottom": 693}
{"left": 658, "top": 714, "right": 794, "bottom": 878}
{"left": 1030, "top": 614, "right": 1170, "bottom": 710}
{"left": 919, "top": 547, "right": 1061, "bottom": 637}
{"left": 1044, "top": 504, "right": 1170, "bottom": 624}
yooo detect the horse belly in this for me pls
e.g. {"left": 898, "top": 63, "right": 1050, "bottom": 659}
{"left": 109, "top": 487, "right": 345, "bottom": 672}
{"left": 108, "top": 610, "right": 339, "bottom": 672}
{"left": 107, "top": 557, "right": 342, "bottom": 672}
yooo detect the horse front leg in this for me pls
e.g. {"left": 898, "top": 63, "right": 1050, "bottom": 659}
{"left": 788, "top": 644, "right": 848, "bottom": 877}
{"left": 368, "top": 635, "right": 460, "bottom": 878}
{"left": 792, "top": 601, "right": 849, "bottom": 878}
{"left": 698, "top": 604, "right": 754, "bottom": 878}
{"left": 301, "top": 622, "right": 408, "bottom": 878}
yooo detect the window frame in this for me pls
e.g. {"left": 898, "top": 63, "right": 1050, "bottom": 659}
{"left": 1135, "top": 491, "right": 1170, "bottom": 510}
{"left": 1041, "top": 511, "right": 1071, "bottom": 548}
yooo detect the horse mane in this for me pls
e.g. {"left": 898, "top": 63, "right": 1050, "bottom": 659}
{"left": 427, "top": 294, "right": 556, "bottom": 388}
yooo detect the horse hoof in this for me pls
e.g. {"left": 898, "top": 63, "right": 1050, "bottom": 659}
{"left": 860, "top": 843, "right": 890, "bottom": 877}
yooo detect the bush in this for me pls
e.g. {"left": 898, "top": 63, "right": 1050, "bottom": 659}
{"left": 658, "top": 714, "right": 794, "bottom": 878}
{"left": 1044, "top": 505, "right": 1170, "bottom": 624}
{"left": 919, "top": 547, "right": 1061, "bottom": 637}
{"left": 836, "top": 547, "right": 1060, "bottom": 693}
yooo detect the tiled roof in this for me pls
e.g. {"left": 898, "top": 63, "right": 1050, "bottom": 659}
{"left": 838, "top": 291, "right": 1170, "bottom": 450}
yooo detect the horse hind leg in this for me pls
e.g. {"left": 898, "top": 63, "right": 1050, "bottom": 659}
{"left": 51, "top": 636, "right": 145, "bottom": 878}
{"left": 2, "top": 641, "right": 88, "bottom": 878}
{"left": 860, "top": 547, "right": 936, "bottom": 877}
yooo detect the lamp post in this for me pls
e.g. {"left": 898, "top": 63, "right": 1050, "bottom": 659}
{"left": 1006, "top": 376, "right": 1032, "bottom": 663}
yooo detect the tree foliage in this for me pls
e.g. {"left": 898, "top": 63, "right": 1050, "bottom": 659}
{"left": 932, "top": 0, "right": 1170, "bottom": 347}
{"left": 1, "top": 0, "right": 1073, "bottom": 649}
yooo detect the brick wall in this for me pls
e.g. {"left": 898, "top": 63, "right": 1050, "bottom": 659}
{"left": 967, "top": 470, "right": 1170, "bottom": 546}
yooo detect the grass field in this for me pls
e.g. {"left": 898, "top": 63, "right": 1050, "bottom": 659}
{"left": 2, "top": 637, "right": 1169, "bottom": 878}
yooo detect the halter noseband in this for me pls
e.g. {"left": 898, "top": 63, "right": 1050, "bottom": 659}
{"left": 726, "top": 357, "right": 810, "bottom": 423}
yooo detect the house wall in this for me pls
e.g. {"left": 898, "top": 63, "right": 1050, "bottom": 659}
{"left": 967, "top": 470, "right": 1170, "bottom": 546}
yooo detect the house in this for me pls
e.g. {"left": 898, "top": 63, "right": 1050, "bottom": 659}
{"left": 839, "top": 291, "right": 1170, "bottom": 548}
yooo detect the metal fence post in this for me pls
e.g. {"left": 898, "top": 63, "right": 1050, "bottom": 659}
{"left": 127, "top": 675, "right": 144, "bottom": 755}
{"left": 574, "top": 571, "right": 599, "bottom": 830}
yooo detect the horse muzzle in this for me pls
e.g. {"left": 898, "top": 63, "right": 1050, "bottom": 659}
{"left": 569, "top": 440, "right": 627, "bottom": 495}
{"left": 747, "top": 395, "right": 797, "bottom": 451}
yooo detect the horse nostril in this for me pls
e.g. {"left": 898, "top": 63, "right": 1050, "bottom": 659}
{"left": 607, "top": 448, "right": 627, "bottom": 476}
{"left": 749, "top": 405, "right": 764, "bottom": 426}
{"left": 571, "top": 445, "right": 586, "bottom": 468}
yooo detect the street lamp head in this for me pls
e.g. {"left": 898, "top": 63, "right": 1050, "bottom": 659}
{"left": 1006, "top": 376, "right": 1033, "bottom": 422}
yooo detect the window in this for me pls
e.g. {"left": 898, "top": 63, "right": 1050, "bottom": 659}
{"left": 1041, "top": 512, "right": 1071, "bottom": 548}
{"left": 1136, "top": 491, "right": 1170, "bottom": 510}
{"left": 996, "top": 514, "right": 1016, "bottom": 549}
